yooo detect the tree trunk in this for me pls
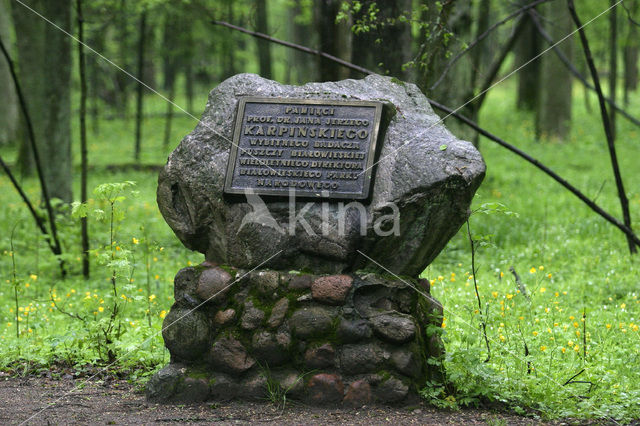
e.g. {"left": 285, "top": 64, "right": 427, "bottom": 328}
{"left": 623, "top": 0, "right": 638, "bottom": 106}
{"left": 468, "top": 0, "right": 492, "bottom": 146}
{"left": 0, "top": 0, "right": 19, "bottom": 146}
{"left": 536, "top": 3, "right": 573, "bottom": 140}
{"left": 255, "top": 0, "right": 272, "bottom": 79}
{"left": 288, "top": 0, "right": 314, "bottom": 83}
{"left": 221, "top": 0, "right": 236, "bottom": 80}
{"left": 134, "top": 10, "right": 146, "bottom": 162}
{"left": 162, "top": 10, "right": 179, "bottom": 151}
{"left": 11, "top": 0, "right": 72, "bottom": 202}
{"left": 515, "top": 2, "right": 541, "bottom": 111}
{"left": 116, "top": 0, "right": 130, "bottom": 119}
{"left": 87, "top": 29, "right": 105, "bottom": 135}
{"left": 314, "top": 0, "right": 351, "bottom": 81}
{"left": 77, "top": 0, "right": 90, "bottom": 278}
{"left": 420, "top": 1, "right": 473, "bottom": 139}
{"left": 376, "top": 0, "right": 412, "bottom": 80}
{"left": 350, "top": 6, "right": 375, "bottom": 78}
{"left": 609, "top": 0, "right": 617, "bottom": 139}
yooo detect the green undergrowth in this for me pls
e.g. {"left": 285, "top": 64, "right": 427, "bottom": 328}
{"left": 422, "top": 81, "right": 640, "bottom": 421}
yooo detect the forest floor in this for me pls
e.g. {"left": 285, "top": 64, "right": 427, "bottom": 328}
{"left": 0, "top": 374, "right": 565, "bottom": 426}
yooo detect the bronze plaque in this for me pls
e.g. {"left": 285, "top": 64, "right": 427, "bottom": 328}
{"left": 224, "top": 97, "right": 383, "bottom": 199}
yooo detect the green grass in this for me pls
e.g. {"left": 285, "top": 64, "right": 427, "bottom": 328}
{"left": 1, "top": 80, "right": 640, "bottom": 421}
{"left": 423, "top": 81, "right": 640, "bottom": 420}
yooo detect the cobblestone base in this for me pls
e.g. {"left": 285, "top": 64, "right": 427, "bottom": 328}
{"left": 146, "top": 264, "right": 445, "bottom": 406}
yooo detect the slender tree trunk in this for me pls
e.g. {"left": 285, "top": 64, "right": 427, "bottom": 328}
{"left": 221, "top": 0, "right": 236, "bottom": 80}
{"left": 163, "top": 84, "right": 175, "bottom": 151}
{"left": 88, "top": 32, "right": 103, "bottom": 135}
{"left": 623, "top": 0, "right": 638, "bottom": 106}
{"left": 515, "top": 2, "right": 542, "bottom": 111}
{"left": 468, "top": 0, "right": 491, "bottom": 146}
{"left": 162, "top": 10, "right": 178, "bottom": 150}
{"left": 536, "top": 3, "right": 573, "bottom": 140}
{"left": 255, "top": 0, "right": 272, "bottom": 79}
{"left": 0, "top": 0, "right": 19, "bottom": 146}
{"left": 116, "top": 0, "right": 129, "bottom": 120}
{"left": 77, "top": 0, "right": 90, "bottom": 278}
{"left": 134, "top": 10, "right": 147, "bottom": 162}
{"left": 609, "top": 0, "right": 618, "bottom": 139}
{"left": 288, "top": 0, "right": 314, "bottom": 83}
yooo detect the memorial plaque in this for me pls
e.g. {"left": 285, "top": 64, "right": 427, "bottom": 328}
{"left": 224, "top": 97, "right": 383, "bottom": 199}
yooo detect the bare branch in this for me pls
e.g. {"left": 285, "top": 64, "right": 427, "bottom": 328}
{"left": 622, "top": 0, "right": 640, "bottom": 27}
{"left": 568, "top": 0, "right": 636, "bottom": 254}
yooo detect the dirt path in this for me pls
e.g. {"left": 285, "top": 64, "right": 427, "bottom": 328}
{"left": 0, "top": 375, "right": 551, "bottom": 425}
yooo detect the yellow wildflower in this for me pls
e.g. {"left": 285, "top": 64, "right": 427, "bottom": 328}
{"left": 539, "top": 287, "right": 546, "bottom": 293}
{"left": 529, "top": 267, "right": 536, "bottom": 274}
{"left": 29, "top": 274, "right": 37, "bottom": 281}
{"left": 540, "top": 345, "right": 547, "bottom": 352}
{"left": 132, "top": 237, "right": 139, "bottom": 244}
{"left": 532, "top": 331, "right": 538, "bottom": 336}
{"left": 98, "top": 306, "right": 104, "bottom": 312}
{"left": 492, "top": 291, "right": 498, "bottom": 298}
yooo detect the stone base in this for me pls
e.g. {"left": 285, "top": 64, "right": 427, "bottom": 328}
{"left": 146, "top": 264, "right": 445, "bottom": 406}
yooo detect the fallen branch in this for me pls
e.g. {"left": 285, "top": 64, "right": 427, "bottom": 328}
{"left": 568, "top": 0, "right": 636, "bottom": 254}
{"left": 430, "top": 98, "right": 640, "bottom": 249}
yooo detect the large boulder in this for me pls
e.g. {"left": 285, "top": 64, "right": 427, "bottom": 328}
{"left": 157, "top": 73, "right": 484, "bottom": 276}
